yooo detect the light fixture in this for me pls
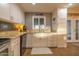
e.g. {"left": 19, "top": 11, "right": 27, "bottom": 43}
{"left": 64, "top": 3, "right": 72, "bottom": 8}
{"left": 0, "top": 3, "right": 8, "bottom": 5}
{"left": 68, "top": 3, "right": 72, "bottom": 6}
{"left": 0, "top": 3, "right": 8, "bottom": 6}
{"left": 32, "top": 2, "right": 36, "bottom": 5}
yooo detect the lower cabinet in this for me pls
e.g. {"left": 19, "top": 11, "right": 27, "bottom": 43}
{"left": 57, "top": 35, "right": 67, "bottom": 47}
{"left": 26, "top": 34, "right": 57, "bottom": 48}
{"left": 26, "top": 34, "right": 32, "bottom": 48}
{"left": 48, "top": 35, "right": 57, "bottom": 47}
{"left": 32, "top": 37, "right": 48, "bottom": 47}
{"left": 9, "top": 37, "right": 20, "bottom": 56}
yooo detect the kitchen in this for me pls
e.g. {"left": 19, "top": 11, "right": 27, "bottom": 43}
{"left": 0, "top": 3, "right": 67, "bottom": 56}
{"left": 0, "top": 3, "right": 78, "bottom": 56}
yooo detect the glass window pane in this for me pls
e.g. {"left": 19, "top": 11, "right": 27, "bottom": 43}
{"left": 34, "top": 18, "right": 38, "bottom": 25}
{"left": 67, "top": 20, "right": 71, "bottom": 40}
{"left": 76, "top": 20, "right": 79, "bottom": 40}
{"left": 34, "top": 18, "right": 39, "bottom": 29}
{"left": 40, "top": 18, "right": 44, "bottom": 25}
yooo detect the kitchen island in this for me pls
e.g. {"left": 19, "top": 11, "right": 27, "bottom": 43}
{"left": 26, "top": 31, "right": 67, "bottom": 48}
{"left": 0, "top": 31, "right": 26, "bottom": 56}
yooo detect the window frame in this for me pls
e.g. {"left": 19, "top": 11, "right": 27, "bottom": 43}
{"left": 32, "top": 16, "right": 46, "bottom": 29}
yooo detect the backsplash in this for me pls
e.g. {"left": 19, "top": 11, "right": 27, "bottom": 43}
{"left": 0, "top": 21, "right": 15, "bottom": 31}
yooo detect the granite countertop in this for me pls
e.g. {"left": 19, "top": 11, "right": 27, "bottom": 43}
{"left": 0, "top": 31, "right": 26, "bottom": 39}
{"left": 0, "top": 30, "right": 66, "bottom": 39}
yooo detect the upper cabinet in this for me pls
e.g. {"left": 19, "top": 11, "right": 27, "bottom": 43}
{"left": 0, "top": 4, "right": 10, "bottom": 20}
{"left": 10, "top": 4, "right": 25, "bottom": 24}
{"left": 0, "top": 3, "right": 25, "bottom": 25}
{"left": 16, "top": 5, "right": 25, "bottom": 24}
{"left": 10, "top": 4, "right": 18, "bottom": 23}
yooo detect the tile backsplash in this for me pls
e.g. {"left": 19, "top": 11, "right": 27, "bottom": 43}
{"left": 0, "top": 21, "right": 15, "bottom": 31}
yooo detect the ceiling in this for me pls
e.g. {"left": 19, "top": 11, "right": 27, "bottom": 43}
{"left": 68, "top": 3, "right": 79, "bottom": 13}
{"left": 17, "top": 3, "right": 68, "bottom": 13}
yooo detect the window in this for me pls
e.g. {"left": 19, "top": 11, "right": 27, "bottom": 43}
{"left": 32, "top": 16, "right": 46, "bottom": 32}
{"left": 76, "top": 20, "right": 79, "bottom": 40}
{"left": 67, "top": 20, "right": 71, "bottom": 40}
{"left": 34, "top": 18, "right": 39, "bottom": 29}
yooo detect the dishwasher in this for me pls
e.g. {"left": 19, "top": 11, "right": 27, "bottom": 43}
{"left": 0, "top": 39, "right": 10, "bottom": 56}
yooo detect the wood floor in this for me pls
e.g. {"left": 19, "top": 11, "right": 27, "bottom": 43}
{"left": 22, "top": 43, "right": 79, "bottom": 56}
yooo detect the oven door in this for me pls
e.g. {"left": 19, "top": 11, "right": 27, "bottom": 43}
{"left": 0, "top": 39, "right": 10, "bottom": 56}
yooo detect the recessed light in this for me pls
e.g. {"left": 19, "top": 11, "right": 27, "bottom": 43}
{"left": 0, "top": 3, "right": 8, "bottom": 6}
{"left": 64, "top": 3, "right": 72, "bottom": 8}
{"left": 68, "top": 3, "right": 72, "bottom": 6}
{"left": 32, "top": 3, "right": 36, "bottom": 5}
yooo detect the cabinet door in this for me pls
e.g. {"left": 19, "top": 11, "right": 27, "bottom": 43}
{"left": 10, "top": 4, "right": 25, "bottom": 24}
{"left": 32, "top": 36, "right": 48, "bottom": 47}
{"left": 17, "top": 7, "right": 25, "bottom": 24}
{"left": 9, "top": 37, "right": 20, "bottom": 56}
{"left": 48, "top": 35, "right": 57, "bottom": 47}
{"left": 26, "top": 34, "right": 32, "bottom": 48}
{"left": 0, "top": 4, "right": 10, "bottom": 20}
{"left": 22, "top": 34, "right": 26, "bottom": 48}
{"left": 10, "top": 4, "right": 18, "bottom": 22}
{"left": 57, "top": 35, "right": 66, "bottom": 47}
{"left": 32, "top": 36, "right": 40, "bottom": 47}
{"left": 40, "top": 37, "right": 48, "bottom": 47}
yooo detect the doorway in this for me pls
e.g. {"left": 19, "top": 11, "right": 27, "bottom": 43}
{"left": 67, "top": 20, "right": 79, "bottom": 42}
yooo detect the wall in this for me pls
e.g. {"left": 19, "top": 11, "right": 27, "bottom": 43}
{"left": 52, "top": 8, "right": 58, "bottom": 32}
{"left": 52, "top": 8, "right": 67, "bottom": 34}
{"left": 25, "top": 12, "right": 52, "bottom": 32}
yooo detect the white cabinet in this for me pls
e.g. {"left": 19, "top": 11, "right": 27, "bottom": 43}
{"left": 9, "top": 37, "right": 20, "bottom": 56}
{"left": 32, "top": 37, "right": 40, "bottom": 47}
{"left": 57, "top": 35, "right": 67, "bottom": 47}
{"left": 10, "top": 4, "right": 18, "bottom": 22}
{"left": 48, "top": 35, "right": 57, "bottom": 47}
{"left": 10, "top": 4, "right": 25, "bottom": 24}
{"left": 17, "top": 7, "right": 25, "bottom": 24}
{"left": 0, "top": 4, "right": 10, "bottom": 20}
{"left": 26, "top": 34, "right": 48, "bottom": 48}
{"left": 39, "top": 37, "right": 48, "bottom": 47}
{"left": 0, "top": 3, "right": 25, "bottom": 24}
{"left": 32, "top": 36, "right": 48, "bottom": 47}
{"left": 26, "top": 34, "right": 32, "bottom": 48}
